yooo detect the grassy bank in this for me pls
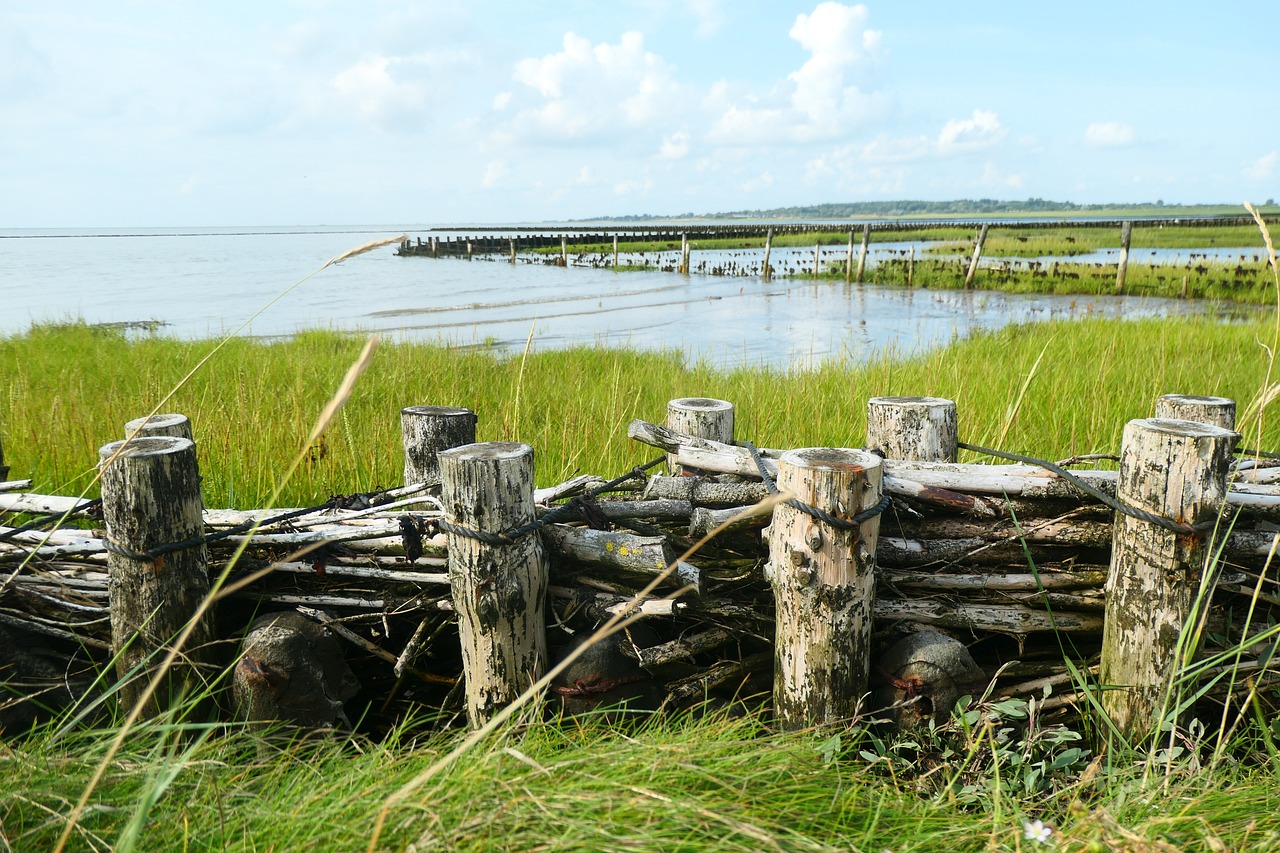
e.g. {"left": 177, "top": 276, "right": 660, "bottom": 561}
{"left": 3, "top": 315, "right": 1279, "bottom": 508}
{"left": 4, "top": 316, "right": 1280, "bottom": 850}
{"left": 858, "top": 253, "right": 1278, "bottom": 303}
{"left": 7, "top": 705, "right": 1280, "bottom": 851}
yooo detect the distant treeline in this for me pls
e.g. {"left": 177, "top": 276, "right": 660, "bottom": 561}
{"left": 593, "top": 198, "right": 1274, "bottom": 222}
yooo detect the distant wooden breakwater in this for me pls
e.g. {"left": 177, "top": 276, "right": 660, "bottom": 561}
{"left": 395, "top": 215, "right": 1266, "bottom": 260}
{"left": 396, "top": 215, "right": 1273, "bottom": 291}
{"left": 2, "top": 394, "right": 1277, "bottom": 739}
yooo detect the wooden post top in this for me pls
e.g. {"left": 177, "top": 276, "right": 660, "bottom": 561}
{"left": 401, "top": 405, "right": 476, "bottom": 418}
{"left": 124, "top": 413, "right": 190, "bottom": 436}
{"left": 1130, "top": 417, "right": 1237, "bottom": 440}
{"left": 438, "top": 441, "right": 530, "bottom": 462}
{"left": 868, "top": 396, "right": 954, "bottom": 407}
{"left": 100, "top": 436, "right": 194, "bottom": 459}
{"left": 779, "top": 447, "right": 881, "bottom": 473}
{"left": 1155, "top": 394, "right": 1234, "bottom": 407}
{"left": 669, "top": 397, "right": 734, "bottom": 412}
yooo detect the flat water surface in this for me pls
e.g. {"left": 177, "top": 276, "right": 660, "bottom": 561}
{"left": 0, "top": 226, "right": 1253, "bottom": 370}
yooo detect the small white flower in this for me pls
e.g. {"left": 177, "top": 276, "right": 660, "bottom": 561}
{"left": 1023, "top": 819, "right": 1053, "bottom": 844}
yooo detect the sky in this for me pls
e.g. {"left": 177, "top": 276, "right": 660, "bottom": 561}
{"left": 2, "top": 1, "right": 1277, "bottom": 227}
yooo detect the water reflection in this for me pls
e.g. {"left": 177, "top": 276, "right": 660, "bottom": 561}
{"left": 0, "top": 226, "right": 1260, "bottom": 371}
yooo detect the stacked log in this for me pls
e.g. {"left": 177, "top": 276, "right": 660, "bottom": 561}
{"left": 3, "top": 397, "right": 1279, "bottom": 736}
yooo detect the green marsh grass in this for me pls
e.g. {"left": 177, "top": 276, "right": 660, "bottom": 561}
{"left": 4, "top": 315, "right": 1280, "bottom": 507}
{"left": 7, "top": 236, "right": 1280, "bottom": 848}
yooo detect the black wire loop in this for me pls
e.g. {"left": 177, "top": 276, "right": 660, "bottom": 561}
{"left": 100, "top": 490, "right": 396, "bottom": 564}
{"left": 437, "top": 455, "right": 666, "bottom": 545}
{"left": 736, "top": 440, "right": 890, "bottom": 530}
{"left": 956, "top": 440, "right": 1218, "bottom": 535}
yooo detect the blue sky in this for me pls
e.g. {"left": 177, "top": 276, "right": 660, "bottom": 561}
{"left": 2, "top": 2, "right": 1276, "bottom": 227}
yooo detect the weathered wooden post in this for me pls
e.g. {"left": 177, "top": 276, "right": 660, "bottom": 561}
{"left": 845, "top": 229, "right": 855, "bottom": 283}
{"left": 613, "top": 234, "right": 619, "bottom": 270}
{"left": 763, "top": 227, "right": 774, "bottom": 281}
{"left": 1115, "top": 220, "right": 1133, "bottom": 294}
{"left": 1099, "top": 418, "right": 1235, "bottom": 738}
{"left": 680, "top": 232, "right": 690, "bottom": 275}
{"left": 509, "top": 238, "right": 516, "bottom": 265}
{"left": 466, "top": 240, "right": 473, "bottom": 261}
{"left": 1153, "top": 394, "right": 1236, "bottom": 431}
{"left": 767, "top": 448, "right": 882, "bottom": 728}
{"left": 560, "top": 234, "right": 568, "bottom": 267}
{"left": 964, "top": 224, "right": 989, "bottom": 288}
{"left": 855, "top": 223, "right": 870, "bottom": 283}
{"left": 866, "top": 397, "right": 958, "bottom": 462}
{"left": 124, "top": 413, "right": 192, "bottom": 442}
{"left": 666, "top": 397, "right": 734, "bottom": 474}
{"left": 99, "top": 436, "right": 213, "bottom": 716}
{"left": 401, "top": 406, "right": 478, "bottom": 487}
{"left": 439, "top": 442, "right": 548, "bottom": 727}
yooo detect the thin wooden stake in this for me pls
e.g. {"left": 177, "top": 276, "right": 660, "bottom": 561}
{"left": 1115, "top": 220, "right": 1132, "bottom": 294}
{"left": 964, "top": 224, "right": 989, "bottom": 288}
{"left": 856, "top": 223, "right": 870, "bottom": 283}
{"left": 763, "top": 227, "right": 774, "bottom": 281}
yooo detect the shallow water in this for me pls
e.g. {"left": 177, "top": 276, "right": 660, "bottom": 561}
{"left": 0, "top": 226, "right": 1253, "bottom": 370}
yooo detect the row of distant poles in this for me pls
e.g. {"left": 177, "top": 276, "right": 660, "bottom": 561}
{"left": 402, "top": 220, "right": 1142, "bottom": 291}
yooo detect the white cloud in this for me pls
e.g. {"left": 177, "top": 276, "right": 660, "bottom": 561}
{"left": 330, "top": 56, "right": 426, "bottom": 129}
{"left": 980, "top": 162, "right": 1025, "bottom": 189}
{"left": 575, "top": 166, "right": 598, "bottom": 185}
{"left": 706, "top": 2, "right": 887, "bottom": 145}
{"left": 1245, "top": 151, "right": 1277, "bottom": 180}
{"left": 325, "top": 50, "right": 480, "bottom": 131}
{"left": 741, "top": 171, "right": 775, "bottom": 191}
{"left": 614, "top": 175, "right": 654, "bottom": 196}
{"left": 492, "top": 91, "right": 511, "bottom": 110}
{"left": 861, "top": 132, "right": 931, "bottom": 163}
{"left": 660, "top": 130, "right": 691, "bottom": 159}
{"left": 788, "top": 3, "right": 882, "bottom": 122}
{"left": 937, "top": 109, "right": 1006, "bottom": 154}
{"left": 689, "top": 0, "right": 726, "bottom": 38}
{"left": 507, "top": 31, "right": 686, "bottom": 141}
{"left": 1083, "top": 121, "right": 1136, "bottom": 149}
{"left": 481, "top": 159, "right": 507, "bottom": 188}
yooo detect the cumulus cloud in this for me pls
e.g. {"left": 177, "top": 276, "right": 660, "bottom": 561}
{"left": 707, "top": 2, "right": 887, "bottom": 145}
{"left": 1245, "top": 151, "right": 1277, "bottom": 180}
{"left": 788, "top": 3, "right": 882, "bottom": 121}
{"left": 741, "top": 171, "right": 775, "bottom": 191}
{"left": 481, "top": 159, "right": 507, "bottom": 188}
{"left": 614, "top": 175, "right": 654, "bottom": 196}
{"left": 861, "top": 132, "right": 931, "bottom": 163}
{"left": 689, "top": 0, "right": 726, "bottom": 38}
{"left": 508, "top": 31, "right": 686, "bottom": 142}
{"left": 329, "top": 56, "right": 427, "bottom": 129}
{"left": 937, "top": 109, "right": 1006, "bottom": 154}
{"left": 980, "top": 162, "right": 1025, "bottom": 189}
{"left": 1083, "top": 121, "right": 1136, "bottom": 148}
{"left": 660, "top": 130, "right": 691, "bottom": 159}
{"left": 325, "top": 49, "right": 475, "bottom": 131}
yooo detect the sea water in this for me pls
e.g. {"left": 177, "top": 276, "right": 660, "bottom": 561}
{"left": 0, "top": 225, "right": 1251, "bottom": 370}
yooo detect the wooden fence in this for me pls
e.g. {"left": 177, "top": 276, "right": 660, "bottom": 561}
{"left": 1, "top": 394, "right": 1276, "bottom": 739}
